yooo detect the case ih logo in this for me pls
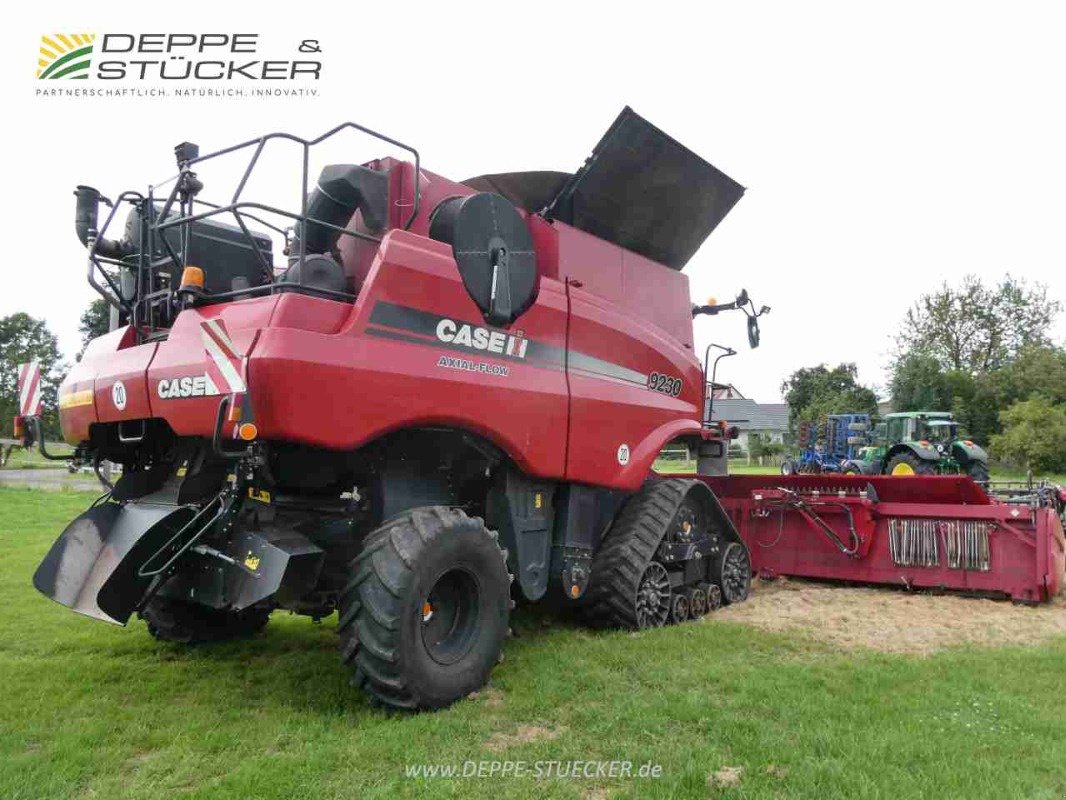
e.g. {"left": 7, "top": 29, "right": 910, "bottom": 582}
{"left": 37, "top": 34, "right": 96, "bottom": 80}
{"left": 435, "top": 319, "right": 528, "bottom": 359}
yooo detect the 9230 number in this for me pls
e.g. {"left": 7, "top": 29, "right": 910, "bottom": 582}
{"left": 647, "top": 372, "right": 682, "bottom": 397}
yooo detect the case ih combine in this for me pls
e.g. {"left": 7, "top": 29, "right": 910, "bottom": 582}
{"left": 23, "top": 111, "right": 1064, "bottom": 711}
{"left": 29, "top": 111, "right": 764, "bottom": 710}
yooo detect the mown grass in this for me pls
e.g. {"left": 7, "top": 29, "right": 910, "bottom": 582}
{"left": 2, "top": 486, "right": 1066, "bottom": 799}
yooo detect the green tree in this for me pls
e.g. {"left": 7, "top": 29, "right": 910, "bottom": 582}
{"left": 0, "top": 314, "right": 63, "bottom": 438}
{"left": 78, "top": 298, "right": 111, "bottom": 353}
{"left": 895, "top": 274, "right": 1060, "bottom": 373}
{"left": 989, "top": 397, "right": 1066, "bottom": 473}
{"left": 890, "top": 354, "right": 955, "bottom": 411}
{"left": 781, "top": 363, "right": 878, "bottom": 430}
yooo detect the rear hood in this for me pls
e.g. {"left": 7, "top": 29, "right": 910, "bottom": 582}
{"left": 59, "top": 296, "right": 280, "bottom": 443}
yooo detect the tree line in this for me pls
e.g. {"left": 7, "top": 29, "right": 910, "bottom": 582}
{"left": 783, "top": 275, "right": 1065, "bottom": 472}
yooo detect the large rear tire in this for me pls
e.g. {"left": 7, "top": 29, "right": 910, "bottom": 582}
{"left": 338, "top": 507, "right": 510, "bottom": 711}
{"left": 886, "top": 452, "right": 936, "bottom": 476}
{"left": 141, "top": 597, "right": 271, "bottom": 644}
{"left": 968, "top": 461, "right": 990, "bottom": 483}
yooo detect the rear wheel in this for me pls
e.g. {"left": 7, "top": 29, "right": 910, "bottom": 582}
{"left": 338, "top": 507, "right": 510, "bottom": 711}
{"left": 968, "top": 461, "right": 990, "bottom": 483}
{"left": 141, "top": 597, "right": 271, "bottom": 644}
{"left": 886, "top": 452, "right": 936, "bottom": 476}
{"left": 780, "top": 459, "right": 796, "bottom": 476}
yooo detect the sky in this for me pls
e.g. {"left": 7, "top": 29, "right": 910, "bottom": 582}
{"left": 2, "top": 1, "right": 1064, "bottom": 402}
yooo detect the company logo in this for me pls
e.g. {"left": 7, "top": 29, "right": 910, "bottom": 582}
{"left": 37, "top": 34, "right": 96, "bottom": 80}
{"left": 157, "top": 374, "right": 221, "bottom": 400}
{"left": 36, "top": 34, "right": 321, "bottom": 82}
{"left": 435, "top": 319, "right": 528, "bottom": 359}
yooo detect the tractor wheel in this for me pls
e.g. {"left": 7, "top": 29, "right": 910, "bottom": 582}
{"left": 968, "top": 461, "right": 990, "bottom": 483}
{"left": 715, "top": 541, "right": 751, "bottom": 605}
{"left": 338, "top": 507, "right": 510, "bottom": 711}
{"left": 140, "top": 597, "right": 271, "bottom": 644}
{"left": 780, "top": 459, "right": 796, "bottom": 476}
{"left": 582, "top": 479, "right": 690, "bottom": 629}
{"left": 886, "top": 452, "right": 935, "bottom": 476}
{"left": 841, "top": 463, "right": 861, "bottom": 475}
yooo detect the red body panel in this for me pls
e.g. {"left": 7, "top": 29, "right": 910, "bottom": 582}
{"left": 695, "top": 474, "right": 1066, "bottom": 603}
{"left": 254, "top": 231, "right": 570, "bottom": 479}
{"left": 59, "top": 160, "right": 709, "bottom": 492}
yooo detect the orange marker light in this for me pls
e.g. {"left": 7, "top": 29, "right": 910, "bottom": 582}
{"left": 179, "top": 266, "right": 205, "bottom": 290}
{"left": 237, "top": 422, "right": 258, "bottom": 441}
{"left": 13, "top": 416, "right": 24, "bottom": 438}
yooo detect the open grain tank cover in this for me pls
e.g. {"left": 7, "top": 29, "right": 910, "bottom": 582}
{"left": 542, "top": 106, "right": 745, "bottom": 270}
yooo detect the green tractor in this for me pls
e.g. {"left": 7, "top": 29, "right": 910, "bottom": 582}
{"left": 840, "top": 411, "right": 989, "bottom": 481}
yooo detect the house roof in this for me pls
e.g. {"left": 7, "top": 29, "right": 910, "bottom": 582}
{"left": 709, "top": 399, "right": 789, "bottom": 431}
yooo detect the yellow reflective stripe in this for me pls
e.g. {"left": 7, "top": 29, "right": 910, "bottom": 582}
{"left": 58, "top": 389, "right": 94, "bottom": 410}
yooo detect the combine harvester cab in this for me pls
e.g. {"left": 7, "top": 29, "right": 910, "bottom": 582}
{"left": 699, "top": 473, "right": 1065, "bottom": 603}
{"left": 30, "top": 112, "right": 768, "bottom": 708}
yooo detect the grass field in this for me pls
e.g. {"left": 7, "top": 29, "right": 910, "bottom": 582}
{"left": 3, "top": 487, "right": 1066, "bottom": 799}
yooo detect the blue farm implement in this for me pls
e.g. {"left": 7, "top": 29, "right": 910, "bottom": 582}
{"left": 781, "top": 413, "right": 870, "bottom": 475}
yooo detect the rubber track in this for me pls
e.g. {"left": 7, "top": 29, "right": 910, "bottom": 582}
{"left": 337, "top": 506, "right": 506, "bottom": 710}
{"left": 581, "top": 478, "right": 693, "bottom": 629}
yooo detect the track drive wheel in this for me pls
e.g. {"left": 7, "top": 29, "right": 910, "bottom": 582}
{"left": 715, "top": 542, "right": 751, "bottom": 605}
{"left": 141, "top": 597, "right": 271, "bottom": 644}
{"left": 338, "top": 507, "right": 510, "bottom": 711}
{"left": 582, "top": 480, "right": 690, "bottom": 629}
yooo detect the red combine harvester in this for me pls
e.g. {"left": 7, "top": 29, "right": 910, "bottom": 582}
{"left": 695, "top": 474, "right": 1065, "bottom": 603}
{"left": 21, "top": 110, "right": 1063, "bottom": 713}
{"left": 28, "top": 110, "right": 769, "bottom": 710}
